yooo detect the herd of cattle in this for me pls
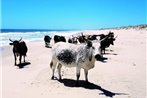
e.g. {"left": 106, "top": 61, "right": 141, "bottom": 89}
{"left": 44, "top": 31, "right": 117, "bottom": 54}
{"left": 9, "top": 31, "right": 117, "bottom": 85}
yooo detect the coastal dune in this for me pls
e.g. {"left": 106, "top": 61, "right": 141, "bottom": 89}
{"left": 1, "top": 27, "right": 146, "bottom": 98}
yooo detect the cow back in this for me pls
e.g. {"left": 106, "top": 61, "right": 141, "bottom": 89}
{"left": 17, "top": 41, "right": 28, "bottom": 55}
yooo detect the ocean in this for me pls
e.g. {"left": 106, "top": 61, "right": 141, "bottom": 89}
{"left": 0, "top": 29, "right": 79, "bottom": 47}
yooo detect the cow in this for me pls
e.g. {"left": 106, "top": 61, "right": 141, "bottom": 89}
{"left": 9, "top": 38, "right": 28, "bottom": 65}
{"left": 78, "top": 33, "right": 87, "bottom": 43}
{"left": 99, "top": 32, "right": 116, "bottom": 54}
{"left": 68, "top": 36, "right": 78, "bottom": 44}
{"left": 54, "top": 35, "right": 66, "bottom": 43}
{"left": 44, "top": 35, "right": 51, "bottom": 48}
{"left": 50, "top": 41, "right": 105, "bottom": 85}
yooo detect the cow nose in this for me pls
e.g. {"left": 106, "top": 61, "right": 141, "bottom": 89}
{"left": 95, "top": 54, "right": 102, "bottom": 59}
{"left": 95, "top": 54, "right": 107, "bottom": 61}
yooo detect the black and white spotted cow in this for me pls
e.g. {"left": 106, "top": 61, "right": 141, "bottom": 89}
{"left": 50, "top": 41, "right": 105, "bottom": 85}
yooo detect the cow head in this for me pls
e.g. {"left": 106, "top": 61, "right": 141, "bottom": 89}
{"left": 107, "top": 37, "right": 115, "bottom": 45}
{"left": 86, "top": 41, "right": 105, "bottom": 61}
{"left": 107, "top": 32, "right": 117, "bottom": 45}
{"left": 107, "top": 35, "right": 117, "bottom": 45}
{"left": 108, "top": 31, "right": 114, "bottom": 38}
{"left": 92, "top": 42, "right": 102, "bottom": 60}
{"left": 9, "top": 38, "right": 22, "bottom": 46}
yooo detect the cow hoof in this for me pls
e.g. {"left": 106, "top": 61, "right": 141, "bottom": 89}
{"left": 58, "top": 79, "right": 63, "bottom": 82}
{"left": 51, "top": 76, "right": 54, "bottom": 80}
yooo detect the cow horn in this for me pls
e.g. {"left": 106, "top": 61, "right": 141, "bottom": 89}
{"left": 81, "top": 32, "right": 84, "bottom": 36}
{"left": 99, "top": 36, "right": 108, "bottom": 42}
{"left": 19, "top": 38, "right": 22, "bottom": 42}
{"left": 9, "top": 38, "right": 13, "bottom": 42}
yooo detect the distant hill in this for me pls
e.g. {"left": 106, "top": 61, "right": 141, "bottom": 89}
{"left": 100, "top": 24, "right": 147, "bottom": 30}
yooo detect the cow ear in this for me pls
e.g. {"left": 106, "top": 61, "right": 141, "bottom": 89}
{"left": 87, "top": 40, "right": 92, "bottom": 47}
{"left": 9, "top": 43, "right": 13, "bottom": 45}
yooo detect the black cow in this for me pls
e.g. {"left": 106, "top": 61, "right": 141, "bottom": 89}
{"left": 54, "top": 35, "right": 66, "bottom": 43}
{"left": 44, "top": 35, "right": 51, "bottom": 48}
{"left": 78, "top": 33, "right": 87, "bottom": 43}
{"left": 99, "top": 32, "right": 116, "bottom": 54}
{"left": 9, "top": 38, "right": 28, "bottom": 65}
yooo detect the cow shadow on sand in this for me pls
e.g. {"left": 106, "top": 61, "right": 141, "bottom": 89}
{"left": 58, "top": 79, "right": 127, "bottom": 97}
{"left": 16, "top": 62, "right": 31, "bottom": 69}
{"left": 98, "top": 57, "right": 108, "bottom": 63}
{"left": 104, "top": 49, "right": 118, "bottom": 55}
{"left": 45, "top": 46, "right": 52, "bottom": 48}
{"left": 104, "top": 53, "right": 118, "bottom": 55}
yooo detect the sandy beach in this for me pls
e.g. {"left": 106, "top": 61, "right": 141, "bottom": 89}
{"left": 1, "top": 28, "right": 146, "bottom": 98}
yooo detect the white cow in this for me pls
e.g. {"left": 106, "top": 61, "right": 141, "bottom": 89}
{"left": 50, "top": 41, "right": 104, "bottom": 85}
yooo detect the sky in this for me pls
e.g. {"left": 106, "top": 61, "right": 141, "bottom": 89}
{"left": 1, "top": 0, "right": 146, "bottom": 29}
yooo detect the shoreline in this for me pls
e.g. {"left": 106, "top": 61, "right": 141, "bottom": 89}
{"left": 1, "top": 27, "right": 146, "bottom": 47}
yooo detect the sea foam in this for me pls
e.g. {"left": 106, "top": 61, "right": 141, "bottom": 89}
{"left": 0, "top": 30, "right": 79, "bottom": 47}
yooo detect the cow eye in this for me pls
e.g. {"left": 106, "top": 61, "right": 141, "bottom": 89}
{"left": 92, "top": 46, "right": 95, "bottom": 49}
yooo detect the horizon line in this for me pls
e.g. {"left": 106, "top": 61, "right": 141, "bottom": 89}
{"left": 1, "top": 24, "right": 147, "bottom": 30}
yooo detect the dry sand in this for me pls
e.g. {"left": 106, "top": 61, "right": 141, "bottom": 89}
{"left": 1, "top": 28, "right": 146, "bottom": 98}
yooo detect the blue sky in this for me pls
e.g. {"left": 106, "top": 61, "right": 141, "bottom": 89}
{"left": 1, "top": 0, "right": 146, "bottom": 29}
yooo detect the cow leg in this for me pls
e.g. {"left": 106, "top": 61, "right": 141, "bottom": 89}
{"left": 76, "top": 66, "right": 81, "bottom": 86}
{"left": 104, "top": 48, "right": 105, "bottom": 54}
{"left": 23, "top": 55, "right": 26, "bottom": 62}
{"left": 84, "top": 69, "right": 89, "bottom": 83}
{"left": 45, "top": 42, "right": 48, "bottom": 47}
{"left": 45, "top": 42, "right": 47, "bottom": 47}
{"left": 19, "top": 55, "right": 22, "bottom": 64}
{"left": 99, "top": 47, "right": 102, "bottom": 55}
{"left": 50, "top": 60, "right": 57, "bottom": 80}
{"left": 57, "top": 63, "right": 62, "bottom": 80}
{"left": 100, "top": 47, "right": 103, "bottom": 54}
{"left": 47, "top": 42, "right": 49, "bottom": 47}
{"left": 14, "top": 54, "right": 17, "bottom": 65}
{"left": 102, "top": 48, "right": 104, "bottom": 54}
